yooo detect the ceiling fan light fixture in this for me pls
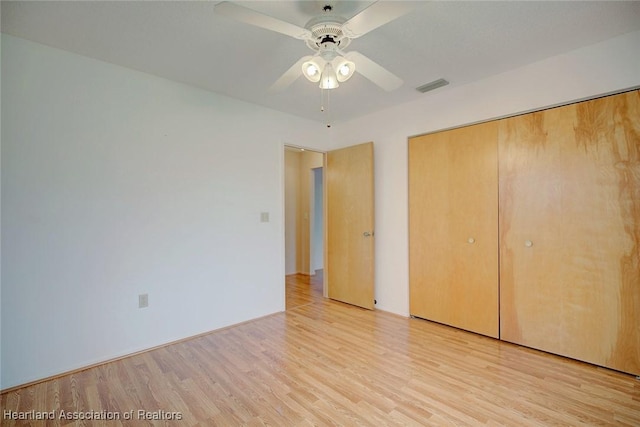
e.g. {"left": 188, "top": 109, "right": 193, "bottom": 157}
{"left": 302, "top": 59, "right": 322, "bottom": 83}
{"left": 215, "top": 0, "right": 409, "bottom": 97}
{"left": 319, "top": 62, "right": 339, "bottom": 89}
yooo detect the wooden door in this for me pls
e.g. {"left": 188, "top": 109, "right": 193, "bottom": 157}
{"left": 326, "top": 142, "right": 375, "bottom": 309}
{"left": 499, "top": 90, "right": 640, "bottom": 375}
{"left": 409, "top": 122, "right": 499, "bottom": 338}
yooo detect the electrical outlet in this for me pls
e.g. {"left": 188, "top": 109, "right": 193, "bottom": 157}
{"left": 138, "top": 293, "right": 148, "bottom": 308}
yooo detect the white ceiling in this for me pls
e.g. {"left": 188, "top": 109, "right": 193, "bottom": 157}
{"left": 3, "top": 1, "right": 640, "bottom": 124}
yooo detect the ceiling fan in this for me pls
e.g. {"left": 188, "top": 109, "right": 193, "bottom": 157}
{"left": 215, "top": 1, "right": 413, "bottom": 92}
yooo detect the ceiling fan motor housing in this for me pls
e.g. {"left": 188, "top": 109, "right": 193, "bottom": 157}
{"left": 305, "top": 15, "right": 351, "bottom": 54}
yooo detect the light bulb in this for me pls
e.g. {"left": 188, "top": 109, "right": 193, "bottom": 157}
{"left": 339, "top": 64, "right": 350, "bottom": 76}
{"left": 306, "top": 64, "right": 318, "bottom": 76}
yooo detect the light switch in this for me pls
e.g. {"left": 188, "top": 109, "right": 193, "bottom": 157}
{"left": 260, "top": 212, "right": 270, "bottom": 222}
{"left": 139, "top": 294, "right": 148, "bottom": 308}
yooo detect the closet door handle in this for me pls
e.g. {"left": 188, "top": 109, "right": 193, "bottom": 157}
{"left": 467, "top": 237, "right": 475, "bottom": 244}
{"left": 524, "top": 240, "right": 533, "bottom": 247}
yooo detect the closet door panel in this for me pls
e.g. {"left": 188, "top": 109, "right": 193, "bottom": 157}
{"left": 499, "top": 90, "right": 640, "bottom": 375}
{"left": 409, "top": 121, "right": 499, "bottom": 338}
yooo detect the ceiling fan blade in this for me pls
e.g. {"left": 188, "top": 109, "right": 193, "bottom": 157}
{"left": 342, "top": 1, "right": 414, "bottom": 39}
{"left": 269, "top": 56, "right": 313, "bottom": 92}
{"left": 346, "top": 51, "right": 403, "bottom": 91}
{"left": 215, "top": 2, "right": 311, "bottom": 40}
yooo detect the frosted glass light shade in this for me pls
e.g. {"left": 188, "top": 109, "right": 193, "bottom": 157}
{"left": 319, "top": 62, "right": 339, "bottom": 89}
{"left": 302, "top": 58, "right": 322, "bottom": 83}
{"left": 333, "top": 57, "right": 355, "bottom": 82}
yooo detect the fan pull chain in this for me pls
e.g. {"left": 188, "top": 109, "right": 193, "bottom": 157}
{"left": 320, "top": 89, "right": 332, "bottom": 128}
{"left": 326, "top": 89, "right": 331, "bottom": 128}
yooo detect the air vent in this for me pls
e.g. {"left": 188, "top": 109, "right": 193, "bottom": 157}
{"left": 416, "top": 78, "right": 449, "bottom": 93}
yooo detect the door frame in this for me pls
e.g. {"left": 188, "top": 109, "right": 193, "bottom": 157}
{"left": 282, "top": 142, "right": 375, "bottom": 308}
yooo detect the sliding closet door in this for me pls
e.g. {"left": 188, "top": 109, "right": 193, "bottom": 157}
{"left": 409, "top": 122, "right": 499, "bottom": 338}
{"left": 499, "top": 90, "right": 640, "bottom": 375}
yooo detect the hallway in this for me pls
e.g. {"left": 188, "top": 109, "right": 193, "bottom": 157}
{"left": 285, "top": 271, "right": 324, "bottom": 310}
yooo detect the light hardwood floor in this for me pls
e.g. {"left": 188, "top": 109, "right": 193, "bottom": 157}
{"left": 2, "top": 273, "right": 639, "bottom": 426}
{"left": 285, "top": 272, "right": 324, "bottom": 310}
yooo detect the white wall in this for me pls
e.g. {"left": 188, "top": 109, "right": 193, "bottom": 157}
{"left": 330, "top": 30, "right": 640, "bottom": 317}
{"left": 0, "top": 35, "right": 327, "bottom": 389}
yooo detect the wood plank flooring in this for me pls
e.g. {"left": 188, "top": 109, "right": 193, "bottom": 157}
{"left": 285, "top": 272, "right": 324, "bottom": 310}
{"left": 2, "top": 273, "right": 639, "bottom": 426}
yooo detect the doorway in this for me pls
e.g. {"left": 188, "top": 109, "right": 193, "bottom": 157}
{"left": 284, "top": 142, "right": 376, "bottom": 310}
{"left": 284, "top": 146, "right": 325, "bottom": 307}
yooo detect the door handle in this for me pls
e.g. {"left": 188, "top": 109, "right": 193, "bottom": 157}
{"left": 363, "top": 231, "right": 373, "bottom": 237}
